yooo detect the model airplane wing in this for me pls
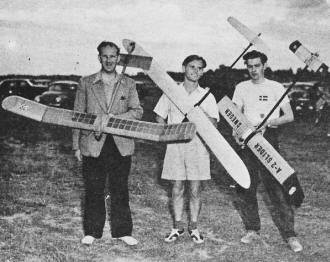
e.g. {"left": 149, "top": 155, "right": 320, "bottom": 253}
{"left": 122, "top": 39, "right": 251, "bottom": 189}
{"left": 1, "top": 96, "right": 196, "bottom": 142}
{"left": 218, "top": 96, "right": 304, "bottom": 206}
{"left": 227, "top": 16, "right": 270, "bottom": 54}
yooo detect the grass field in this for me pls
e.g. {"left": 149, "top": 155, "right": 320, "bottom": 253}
{"left": 0, "top": 104, "right": 329, "bottom": 261}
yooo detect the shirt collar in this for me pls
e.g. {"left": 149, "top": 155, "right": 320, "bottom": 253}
{"left": 92, "top": 70, "right": 119, "bottom": 84}
{"left": 179, "top": 82, "right": 203, "bottom": 93}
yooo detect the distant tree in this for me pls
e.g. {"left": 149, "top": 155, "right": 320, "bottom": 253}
{"left": 1, "top": 64, "right": 328, "bottom": 98}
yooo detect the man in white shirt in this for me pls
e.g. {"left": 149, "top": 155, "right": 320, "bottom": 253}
{"left": 154, "top": 55, "right": 219, "bottom": 244}
{"left": 232, "top": 50, "right": 303, "bottom": 252}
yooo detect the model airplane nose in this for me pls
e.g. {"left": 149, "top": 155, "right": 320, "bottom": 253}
{"left": 2, "top": 95, "right": 17, "bottom": 111}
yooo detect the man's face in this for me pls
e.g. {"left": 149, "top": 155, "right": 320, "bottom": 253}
{"left": 183, "top": 60, "right": 204, "bottom": 82}
{"left": 246, "top": 57, "right": 266, "bottom": 81}
{"left": 98, "top": 46, "right": 119, "bottom": 73}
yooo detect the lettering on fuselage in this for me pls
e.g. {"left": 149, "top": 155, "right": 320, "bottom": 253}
{"left": 254, "top": 143, "right": 282, "bottom": 175}
{"left": 224, "top": 109, "right": 242, "bottom": 129}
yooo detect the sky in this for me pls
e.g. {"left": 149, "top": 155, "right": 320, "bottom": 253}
{"left": 0, "top": 0, "right": 329, "bottom": 75}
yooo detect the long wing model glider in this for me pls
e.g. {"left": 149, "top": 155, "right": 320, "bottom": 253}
{"left": 1, "top": 96, "right": 196, "bottom": 142}
{"left": 218, "top": 96, "right": 304, "bottom": 207}
{"left": 217, "top": 41, "right": 328, "bottom": 207}
{"left": 122, "top": 39, "right": 251, "bottom": 189}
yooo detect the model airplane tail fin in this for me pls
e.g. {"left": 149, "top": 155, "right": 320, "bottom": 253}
{"left": 289, "top": 40, "right": 328, "bottom": 72}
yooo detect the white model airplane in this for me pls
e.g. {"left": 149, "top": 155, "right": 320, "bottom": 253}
{"left": 121, "top": 39, "right": 251, "bottom": 189}
{"left": 1, "top": 96, "right": 196, "bottom": 143}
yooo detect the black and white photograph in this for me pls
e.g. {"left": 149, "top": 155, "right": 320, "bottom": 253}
{"left": 0, "top": 0, "right": 329, "bottom": 261}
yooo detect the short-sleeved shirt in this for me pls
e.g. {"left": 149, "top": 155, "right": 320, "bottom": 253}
{"left": 232, "top": 79, "right": 289, "bottom": 126}
{"left": 153, "top": 83, "right": 219, "bottom": 180}
{"left": 154, "top": 84, "right": 219, "bottom": 123}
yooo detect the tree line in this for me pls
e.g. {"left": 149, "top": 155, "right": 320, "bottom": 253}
{"left": 1, "top": 65, "right": 329, "bottom": 101}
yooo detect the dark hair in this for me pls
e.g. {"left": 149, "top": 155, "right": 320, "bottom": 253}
{"left": 182, "top": 55, "right": 207, "bottom": 68}
{"left": 97, "top": 41, "right": 120, "bottom": 55}
{"left": 243, "top": 50, "right": 268, "bottom": 64}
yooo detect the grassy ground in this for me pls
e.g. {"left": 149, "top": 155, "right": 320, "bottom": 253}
{"left": 0, "top": 107, "right": 329, "bottom": 261}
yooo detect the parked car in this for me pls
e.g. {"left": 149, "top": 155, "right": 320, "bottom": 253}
{"left": 31, "top": 79, "right": 52, "bottom": 88}
{"left": 34, "top": 80, "right": 78, "bottom": 109}
{"left": 0, "top": 78, "right": 47, "bottom": 102}
{"left": 288, "top": 89, "right": 315, "bottom": 117}
{"left": 282, "top": 81, "right": 318, "bottom": 91}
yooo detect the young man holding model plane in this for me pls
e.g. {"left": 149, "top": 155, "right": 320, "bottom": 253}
{"left": 231, "top": 50, "right": 303, "bottom": 252}
{"left": 154, "top": 55, "right": 219, "bottom": 244}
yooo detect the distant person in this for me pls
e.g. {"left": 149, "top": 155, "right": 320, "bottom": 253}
{"left": 73, "top": 41, "right": 143, "bottom": 246}
{"left": 314, "top": 87, "right": 330, "bottom": 137}
{"left": 231, "top": 50, "right": 303, "bottom": 252}
{"left": 154, "top": 55, "right": 219, "bottom": 244}
{"left": 314, "top": 87, "right": 329, "bottom": 125}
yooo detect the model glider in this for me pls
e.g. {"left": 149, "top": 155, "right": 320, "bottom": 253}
{"left": 218, "top": 96, "right": 304, "bottom": 207}
{"left": 122, "top": 39, "right": 251, "bottom": 189}
{"left": 1, "top": 96, "right": 196, "bottom": 142}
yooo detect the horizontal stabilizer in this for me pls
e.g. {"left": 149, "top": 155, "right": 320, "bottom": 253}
{"left": 118, "top": 53, "right": 152, "bottom": 70}
{"left": 227, "top": 16, "right": 270, "bottom": 54}
{"left": 289, "top": 40, "right": 328, "bottom": 72}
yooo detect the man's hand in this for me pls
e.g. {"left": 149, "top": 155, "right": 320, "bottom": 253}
{"left": 208, "top": 117, "right": 217, "bottom": 127}
{"left": 155, "top": 115, "right": 166, "bottom": 124}
{"left": 255, "top": 119, "right": 278, "bottom": 136}
{"left": 233, "top": 132, "right": 245, "bottom": 148}
{"left": 94, "top": 113, "right": 114, "bottom": 140}
{"left": 94, "top": 118, "right": 103, "bottom": 140}
{"left": 74, "top": 149, "right": 82, "bottom": 161}
{"left": 266, "top": 119, "right": 278, "bottom": 128}
{"left": 256, "top": 122, "right": 267, "bottom": 135}
{"left": 256, "top": 119, "right": 278, "bottom": 134}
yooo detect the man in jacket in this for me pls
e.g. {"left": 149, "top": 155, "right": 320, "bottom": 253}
{"left": 73, "top": 41, "right": 143, "bottom": 246}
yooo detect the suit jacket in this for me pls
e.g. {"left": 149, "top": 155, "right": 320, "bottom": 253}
{"left": 72, "top": 71, "right": 143, "bottom": 157}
